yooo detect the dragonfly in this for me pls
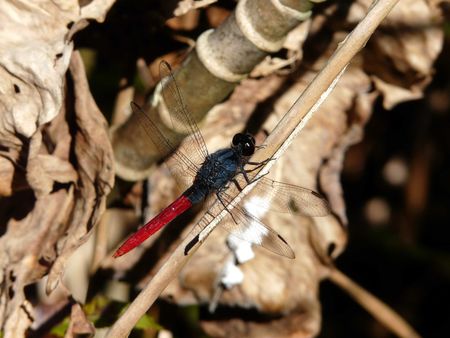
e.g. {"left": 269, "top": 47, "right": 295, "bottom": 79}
{"left": 113, "top": 61, "right": 330, "bottom": 259}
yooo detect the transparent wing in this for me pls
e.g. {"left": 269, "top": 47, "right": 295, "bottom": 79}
{"left": 131, "top": 102, "right": 199, "bottom": 186}
{"left": 159, "top": 61, "right": 209, "bottom": 165}
{"left": 214, "top": 192, "right": 295, "bottom": 258}
{"left": 246, "top": 177, "right": 331, "bottom": 216}
{"left": 223, "top": 207, "right": 295, "bottom": 259}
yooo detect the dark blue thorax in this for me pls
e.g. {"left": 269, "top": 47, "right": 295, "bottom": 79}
{"left": 186, "top": 148, "right": 241, "bottom": 204}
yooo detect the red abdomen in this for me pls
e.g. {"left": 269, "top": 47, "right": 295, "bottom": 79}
{"left": 113, "top": 194, "right": 192, "bottom": 257}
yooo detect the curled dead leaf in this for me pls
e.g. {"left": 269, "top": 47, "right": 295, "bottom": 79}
{"left": 46, "top": 52, "right": 114, "bottom": 294}
{"left": 64, "top": 303, "right": 95, "bottom": 338}
{"left": 357, "top": 0, "right": 444, "bottom": 108}
{"left": 0, "top": 1, "right": 115, "bottom": 335}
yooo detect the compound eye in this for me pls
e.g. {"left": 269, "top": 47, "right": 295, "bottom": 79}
{"left": 242, "top": 141, "right": 255, "bottom": 156}
{"left": 232, "top": 133, "right": 244, "bottom": 146}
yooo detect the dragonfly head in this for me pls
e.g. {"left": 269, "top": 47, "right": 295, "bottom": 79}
{"left": 232, "top": 133, "right": 255, "bottom": 156}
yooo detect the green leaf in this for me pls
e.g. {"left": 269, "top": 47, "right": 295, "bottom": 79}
{"left": 135, "top": 313, "right": 163, "bottom": 331}
{"left": 50, "top": 317, "right": 70, "bottom": 337}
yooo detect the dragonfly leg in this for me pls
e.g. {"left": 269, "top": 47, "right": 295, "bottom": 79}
{"left": 237, "top": 162, "right": 270, "bottom": 185}
{"left": 231, "top": 178, "right": 244, "bottom": 191}
{"left": 246, "top": 157, "right": 275, "bottom": 169}
{"left": 255, "top": 144, "right": 267, "bottom": 150}
{"left": 216, "top": 191, "right": 239, "bottom": 224}
{"left": 239, "top": 157, "right": 275, "bottom": 182}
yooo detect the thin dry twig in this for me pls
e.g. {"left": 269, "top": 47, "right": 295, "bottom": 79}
{"left": 329, "top": 268, "right": 421, "bottom": 338}
{"left": 106, "top": 0, "right": 400, "bottom": 336}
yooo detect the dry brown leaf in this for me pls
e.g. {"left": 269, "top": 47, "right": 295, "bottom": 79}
{"left": 0, "top": 189, "right": 74, "bottom": 337}
{"left": 206, "top": 5, "right": 231, "bottom": 28}
{"left": 202, "top": 309, "right": 320, "bottom": 338}
{"left": 0, "top": 156, "right": 17, "bottom": 196}
{"left": 174, "top": 0, "right": 217, "bottom": 17}
{"left": 46, "top": 52, "right": 114, "bottom": 294}
{"left": 3, "top": 300, "right": 34, "bottom": 338}
{"left": 27, "top": 153, "right": 78, "bottom": 198}
{"left": 0, "top": 0, "right": 115, "bottom": 197}
{"left": 64, "top": 303, "right": 95, "bottom": 338}
{"left": 0, "top": 1, "right": 115, "bottom": 335}
{"left": 355, "top": 0, "right": 444, "bottom": 108}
